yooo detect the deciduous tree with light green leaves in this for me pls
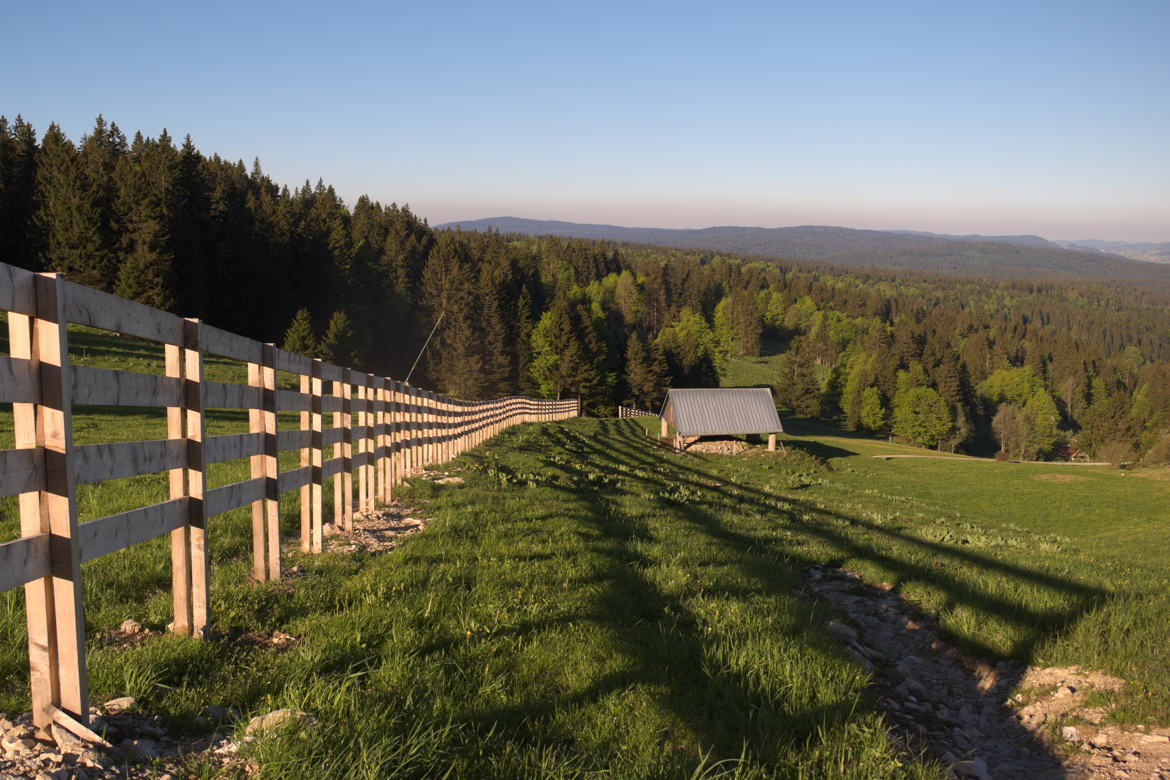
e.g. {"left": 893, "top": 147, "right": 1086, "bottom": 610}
{"left": 858, "top": 386, "right": 887, "bottom": 433}
{"left": 893, "top": 387, "right": 952, "bottom": 448}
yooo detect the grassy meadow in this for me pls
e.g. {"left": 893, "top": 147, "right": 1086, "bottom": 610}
{"left": 0, "top": 326, "right": 1167, "bottom": 777}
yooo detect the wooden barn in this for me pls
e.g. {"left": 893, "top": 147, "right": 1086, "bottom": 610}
{"left": 659, "top": 388, "right": 784, "bottom": 451}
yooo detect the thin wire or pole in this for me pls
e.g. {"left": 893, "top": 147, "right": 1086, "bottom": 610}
{"left": 405, "top": 309, "right": 444, "bottom": 385}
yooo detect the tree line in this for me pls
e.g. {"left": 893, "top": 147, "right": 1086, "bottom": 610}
{"left": 3, "top": 116, "right": 1169, "bottom": 464}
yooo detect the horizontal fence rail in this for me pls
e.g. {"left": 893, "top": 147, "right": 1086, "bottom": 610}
{"left": 617, "top": 405, "right": 656, "bottom": 419}
{"left": 0, "top": 261, "right": 579, "bottom": 729}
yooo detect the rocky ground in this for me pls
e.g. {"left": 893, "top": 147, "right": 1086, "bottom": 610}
{"left": 805, "top": 564, "right": 1170, "bottom": 779}
{"left": 686, "top": 438, "right": 750, "bottom": 456}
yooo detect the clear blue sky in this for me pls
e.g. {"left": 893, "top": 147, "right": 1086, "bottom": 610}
{"left": 5, "top": 0, "right": 1168, "bottom": 241}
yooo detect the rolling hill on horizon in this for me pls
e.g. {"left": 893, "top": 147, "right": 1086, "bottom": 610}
{"left": 439, "top": 217, "right": 1170, "bottom": 281}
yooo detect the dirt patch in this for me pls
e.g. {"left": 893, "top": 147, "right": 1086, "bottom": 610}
{"left": 687, "top": 438, "right": 750, "bottom": 456}
{"left": 1033, "top": 473, "right": 1091, "bottom": 482}
{"left": 1129, "top": 468, "right": 1170, "bottom": 481}
{"left": 805, "top": 564, "right": 1170, "bottom": 779}
{"left": 326, "top": 502, "right": 431, "bottom": 554}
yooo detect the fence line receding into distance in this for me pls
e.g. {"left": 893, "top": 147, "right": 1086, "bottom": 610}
{"left": 0, "top": 261, "right": 578, "bottom": 732}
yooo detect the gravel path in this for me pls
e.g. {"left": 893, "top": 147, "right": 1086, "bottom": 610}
{"left": 805, "top": 565, "right": 1170, "bottom": 779}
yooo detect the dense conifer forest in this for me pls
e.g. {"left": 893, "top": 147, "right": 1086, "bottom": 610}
{"left": 3, "top": 116, "right": 1170, "bottom": 462}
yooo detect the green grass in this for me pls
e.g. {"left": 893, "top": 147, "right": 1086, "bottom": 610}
{"left": 1, "top": 325, "right": 1168, "bottom": 776}
{"left": 720, "top": 337, "right": 787, "bottom": 390}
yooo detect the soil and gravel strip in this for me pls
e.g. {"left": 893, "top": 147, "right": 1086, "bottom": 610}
{"left": 805, "top": 564, "right": 1170, "bottom": 779}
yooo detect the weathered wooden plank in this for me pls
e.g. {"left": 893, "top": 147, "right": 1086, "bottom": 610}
{"left": 62, "top": 280, "right": 184, "bottom": 344}
{"left": 322, "top": 456, "right": 343, "bottom": 480}
{"left": 320, "top": 396, "right": 342, "bottom": 414}
{"left": 0, "top": 447, "right": 43, "bottom": 497}
{"left": 72, "top": 365, "right": 182, "bottom": 407}
{"left": 204, "top": 477, "right": 266, "bottom": 517}
{"left": 0, "top": 535, "right": 51, "bottom": 593}
{"left": 273, "top": 348, "right": 312, "bottom": 375}
{"left": 74, "top": 439, "right": 186, "bottom": 485}
{"left": 78, "top": 499, "right": 188, "bottom": 564}
{"left": 0, "top": 261, "right": 37, "bottom": 315}
{"left": 202, "top": 380, "right": 262, "bottom": 410}
{"left": 322, "top": 427, "right": 343, "bottom": 447}
{"left": 204, "top": 432, "right": 264, "bottom": 464}
{"left": 319, "top": 362, "right": 343, "bottom": 382}
{"left": 200, "top": 324, "right": 262, "bottom": 363}
{"left": 277, "top": 465, "right": 312, "bottom": 493}
{"left": 0, "top": 356, "right": 39, "bottom": 403}
{"left": 276, "top": 429, "right": 311, "bottom": 451}
{"left": 276, "top": 389, "right": 311, "bottom": 412}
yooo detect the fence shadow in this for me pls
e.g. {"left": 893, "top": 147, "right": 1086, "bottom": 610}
{"left": 477, "top": 418, "right": 1115, "bottom": 774}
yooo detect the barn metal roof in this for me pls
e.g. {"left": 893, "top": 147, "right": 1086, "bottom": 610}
{"left": 660, "top": 388, "right": 783, "bottom": 437}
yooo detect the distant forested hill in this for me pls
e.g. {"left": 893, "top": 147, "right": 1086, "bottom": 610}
{"left": 1055, "top": 239, "right": 1170, "bottom": 265}
{"left": 441, "top": 218, "right": 1169, "bottom": 280}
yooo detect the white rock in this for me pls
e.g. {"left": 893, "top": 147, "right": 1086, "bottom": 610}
{"left": 119, "top": 619, "right": 142, "bottom": 634}
{"left": 102, "top": 696, "right": 135, "bottom": 714}
{"left": 1062, "top": 725, "right": 1081, "bottom": 742}
{"left": 245, "top": 709, "right": 317, "bottom": 735}
{"left": 951, "top": 758, "right": 992, "bottom": 780}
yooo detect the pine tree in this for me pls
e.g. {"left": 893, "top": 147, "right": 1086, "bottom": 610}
{"left": 114, "top": 218, "right": 175, "bottom": 309}
{"left": 320, "top": 309, "right": 357, "bottom": 368}
{"left": 777, "top": 337, "right": 822, "bottom": 417}
{"left": 625, "top": 332, "right": 666, "bottom": 409}
{"left": 34, "top": 124, "right": 108, "bottom": 287}
{"left": 0, "top": 115, "right": 41, "bottom": 269}
{"left": 282, "top": 308, "right": 318, "bottom": 356}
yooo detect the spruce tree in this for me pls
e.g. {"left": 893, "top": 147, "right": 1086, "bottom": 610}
{"left": 34, "top": 124, "right": 107, "bottom": 287}
{"left": 0, "top": 115, "right": 40, "bottom": 269}
{"left": 282, "top": 308, "right": 318, "bottom": 357}
{"left": 320, "top": 309, "right": 357, "bottom": 368}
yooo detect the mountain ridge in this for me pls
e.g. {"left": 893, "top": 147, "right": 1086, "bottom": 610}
{"left": 438, "top": 217, "right": 1170, "bottom": 280}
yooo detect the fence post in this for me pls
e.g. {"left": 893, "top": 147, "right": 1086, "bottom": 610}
{"left": 166, "top": 338, "right": 190, "bottom": 637}
{"left": 248, "top": 343, "right": 280, "bottom": 582}
{"left": 333, "top": 368, "right": 353, "bottom": 532}
{"left": 182, "top": 319, "right": 210, "bottom": 636}
{"left": 388, "top": 380, "right": 400, "bottom": 491}
{"left": 10, "top": 274, "right": 88, "bottom": 729}
{"left": 308, "top": 358, "right": 324, "bottom": 553}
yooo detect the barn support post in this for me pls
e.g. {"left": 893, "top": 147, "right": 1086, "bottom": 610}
{"left": 660, "top": 418, "right": 669, "bottom": 439}
{"left": 768, "top": 433, "right": 776, "bottom": 452}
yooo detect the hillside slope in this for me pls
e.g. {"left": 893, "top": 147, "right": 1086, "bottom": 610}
{"left": 441, "top": 217, "right": 1170, "bottom": 280}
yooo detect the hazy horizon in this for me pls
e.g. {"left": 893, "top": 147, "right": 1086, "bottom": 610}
{"left": 6, "top": 0, "right": 1168, "bottom": 244}
{"left": 432, "top": 213, "right": 1169, "bottom": 246}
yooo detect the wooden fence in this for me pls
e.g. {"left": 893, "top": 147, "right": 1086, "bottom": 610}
{"left": 617, "top": 405, "right": 656, "bottom": 419}
{"left": 0, "top": 261, "right": 578, "bottom": 731}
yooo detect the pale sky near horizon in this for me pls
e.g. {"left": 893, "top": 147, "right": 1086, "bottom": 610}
{"left": 4, "top": 0, "right": 1168, "bottom": 242}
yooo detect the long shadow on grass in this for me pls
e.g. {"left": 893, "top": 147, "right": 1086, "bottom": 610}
{"left": 555, "top": 420, "right": 1108, "bottom": 659}
{"left": 482, "top": 419, "right": 1113, "bottom": 773}
{"left": 455, "top": 477, "right": 880, "bottom": 772}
